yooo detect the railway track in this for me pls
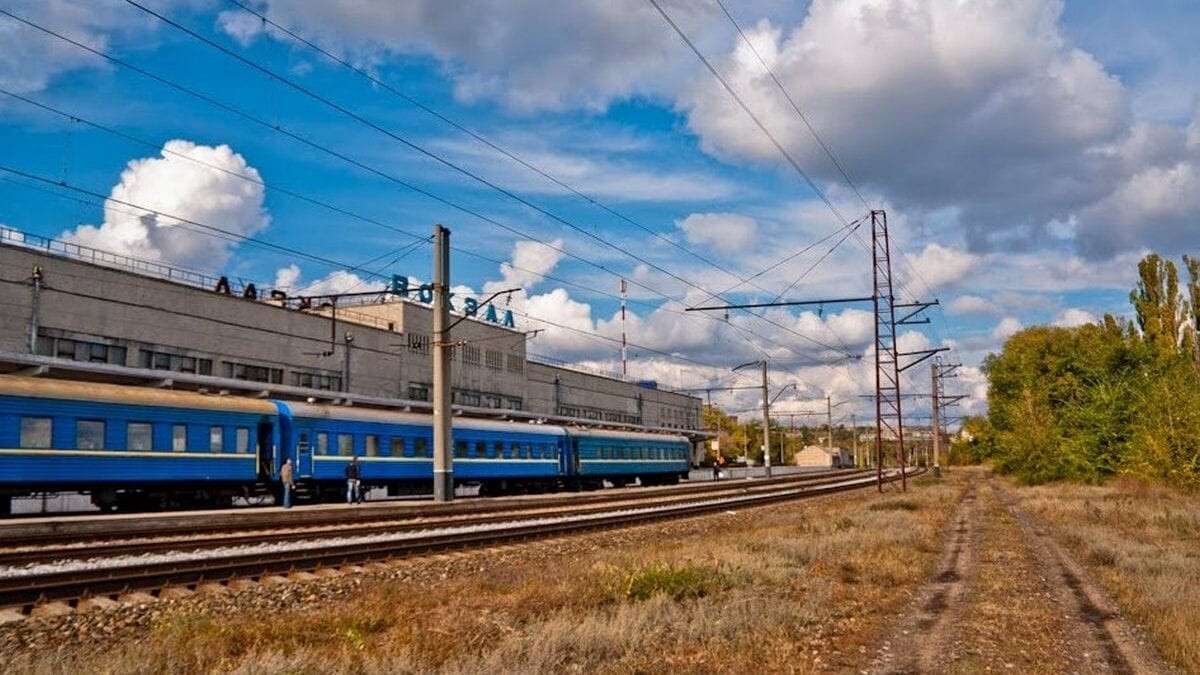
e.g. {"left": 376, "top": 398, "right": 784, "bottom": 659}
{"left": 0, "top": 469, "right": 919, "bottom": 616}
{"left": 0, "top": 469, "right": 867, "bottom": 549}
{"left": 0, "top": 470, "right": 869, "bottom": 566}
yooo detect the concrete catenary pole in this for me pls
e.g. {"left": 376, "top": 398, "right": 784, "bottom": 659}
{"left": 620, "top": 278, "right": 628, "bottom": 378}
{"left": 761, "top": 361, "right": 772, "bottom": 478}
{"left": 432, "top": 224, "right": 454, "bottom": 502}
{"left": 931, "top": 360, "right": 942, "bottom": 478}
{"left": 826, "top": 395, "right": 833, "bottom": 454}
{"left": 851, "top": 413, "right": 859, "bottom": 467}
{"left": 28, "top": 266, "right": 42, "bottom": 354}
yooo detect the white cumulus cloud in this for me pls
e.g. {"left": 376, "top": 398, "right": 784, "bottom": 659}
{"left": 62, "top": 140, "right": 270, "bottom": 269}
{"left": 676, "top": 212, "right": 759, "bottom": 255}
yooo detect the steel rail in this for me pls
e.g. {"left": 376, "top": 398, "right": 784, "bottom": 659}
{"left": 0, "top": 470, "right": 865, "bottom": 546}
{"left": 0, "top": 471, "right": 869, "bottom": 566}
{"left": 0, "top": 470, "right": 920, "bottom": 611}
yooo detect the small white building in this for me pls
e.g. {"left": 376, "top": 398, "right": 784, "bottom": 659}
{"left": 794, "top": 445, "right": 846, "bottom": 468}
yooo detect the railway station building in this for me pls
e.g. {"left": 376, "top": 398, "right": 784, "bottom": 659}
{"left": 0, "top": 227, "right": 704, "bottom": 451}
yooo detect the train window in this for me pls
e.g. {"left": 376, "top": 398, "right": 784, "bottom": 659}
{"left": 454, "top": 441, "right": 467, "bottom": 458}
{"left": 128, "top": 423, "right": 152, "bottom": 452}
{"left": 338, "top": 434, "right": 353, "bottom": 456}
{"left": 76, "top": 420, "right": 105, "bottom": 450}
{"left": 493, "top": 441, "right": 505, "bottom": 459}
{"left": 475, "top": 441, "right": 487, "bottom": 458}
{"left": 236, "top": 427, "right": 251, "bottom": 454}
{"left": 391, "top": 437, "right": 405, "bottom": 456}
{"left": 530, "top": 444, "right": 541, "bottom": 459}
{"left": 366, "top": 435, "right": 379, "bottom": 457}
{"left": 172, "top": 425, "right": 187, "bottom": 452}
{"left": 210, "top": 426, "right": 223, "bottom": 452}
{"left": 317, "top": 433, "right": 329, "bottom": 455}
{"left": 414, "top": 437, "right": 429, "bottom": 457}
{"left": 548, "top": 445, "right": 558, "bottom": 460}
{"left": 19, "top": 418, "right": 52, "bottom": 449}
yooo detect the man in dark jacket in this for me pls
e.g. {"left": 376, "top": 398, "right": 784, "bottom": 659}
{"left": 345, "top": 457, "right": 362, "bottom": 504}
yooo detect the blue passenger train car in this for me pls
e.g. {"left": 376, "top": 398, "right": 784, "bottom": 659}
{"left": 0, "top": 375, "right": 694, "bottom": 513}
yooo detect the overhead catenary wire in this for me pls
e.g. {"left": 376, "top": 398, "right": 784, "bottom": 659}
{"left": 712, "top": 0, "right": 951, "bottom": 344}
{"left": 0, "top": 7, "right": 853, "bottom": 361}
{"left": 221, "top": 0, "right": 800, "bottom": 304}
{"left": 0, "top": 166, "right": 764, "bottom": 385}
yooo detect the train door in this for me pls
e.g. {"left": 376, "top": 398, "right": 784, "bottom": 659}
{"left": 257, "top": 418, "right": 275, "bottom": 480}
{"left": 572, "top": 437, "right": 582, "bottom": 475}
{"left": 558, "top": 436, "right": 569, "bottom": 476}
{"left": 294, "top": 423, "right": 315, "bottom": 477}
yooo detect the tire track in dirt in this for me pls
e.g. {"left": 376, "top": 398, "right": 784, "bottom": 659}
{"left": 867, "top": 470, "right": 1169, "bottom": 674}
{"left": 998, "top": 485, "right": 1170, "bottom": 675}
{"left": 868, "top": 476, "right": 979, "bottom": 674}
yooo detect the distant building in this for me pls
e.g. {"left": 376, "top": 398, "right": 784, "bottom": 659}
{"left": 0, "top": 226, "right": 704, "bottom": 447}
{"left": 794, "top": 444, "right": 853, "bottom": 468}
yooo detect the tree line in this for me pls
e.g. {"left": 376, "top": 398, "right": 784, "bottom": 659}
{"left": 955, "top": 254, "right": 1200, "bottom": 488}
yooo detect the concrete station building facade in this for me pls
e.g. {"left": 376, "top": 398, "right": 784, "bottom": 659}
{"left": 0, "top": 227, "right": 704, "bottom": 454}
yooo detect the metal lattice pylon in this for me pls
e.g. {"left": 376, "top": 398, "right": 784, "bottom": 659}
{"left": 871, "top": 210, "right": 907, "bottom": 491}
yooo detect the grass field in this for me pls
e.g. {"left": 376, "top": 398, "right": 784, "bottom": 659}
{"left": 1018, "top": 477, "right": 1200, "bottom": 673}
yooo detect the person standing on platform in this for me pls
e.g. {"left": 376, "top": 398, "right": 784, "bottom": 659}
{"left": 346, "top": 456, "right": 362, "bottom": 504}
{"left": 280, "top": 458, "right": 295, "bottom": 509}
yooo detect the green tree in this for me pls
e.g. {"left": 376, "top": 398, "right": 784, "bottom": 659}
{"left": 1183, "top": 255, "right": 1199, "bottom": 365}
{"left": 1130, "top": 254, "right": 1185, "bottom": 354}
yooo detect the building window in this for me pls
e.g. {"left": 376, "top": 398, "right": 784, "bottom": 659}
{"left": 20, "top": 417, "right": 52, "bottom": 449}
{"left": 292, "top": 371, "right": 342, "bottom": 391}
{"left": 407, "top": 333, "right": 430, "bottom": 355}
{"left": 77, "top": 420, "right": 105, "bottom": 450}
{"left": 338, "top": 433, "right": 354, "bottom": 456}
{"left": 210, "top": 426, "right": 223, "bottom": 452}
{"left": 365, "top": 434, "right": 379, "bottom": 457}
{"left": 453, "top": 390, "right": 481, "bottom": 407}
{"left": 407, "top": 384, "right": 430, "bottom": 402}
{"left": 506, "top": 354, "right": 523, "bottom": 374}
{"left": 485, "top": 349, "right": 503, "bottom": 370}
{"left": 462, "top": 345, "right": 481, "bottom": 366}
{"left": 236, "top": 427, "right": 251, "bottom": 453}
{"left": 506, "top": 397, "right": 523, "bottom": 411}
{"left": 225, "top": 362, "right": 283, "bottom": 384}
{"left": 172, "top": 424, "right": 187, "bottom": 452}
{"left": 139, "top": 349, "right": 212, "bottom": 375}
{"left": 40, "top": 336, "right": 126, "bottom": 366}
{"left": 127, "top": 423, "right": 152, "bottom": 451}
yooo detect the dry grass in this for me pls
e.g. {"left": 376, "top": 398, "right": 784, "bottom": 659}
{"left": 1017, "top": 476, "right": 1200, "bottom": 673}
{"left": 8, "top": 475, "right": 966, "bottom": 674}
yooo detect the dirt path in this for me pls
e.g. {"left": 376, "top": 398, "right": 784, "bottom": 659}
{"left": 867, "top": 470, "right": 1168, "bottom": 674}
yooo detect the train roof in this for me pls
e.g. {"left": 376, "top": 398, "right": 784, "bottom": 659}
{"left": 282, "top": 401, "right": 568, "bottom": 437}
{"left": 0, "top": 375, "right": 279, "bottom": 415}
{"left": 563, "top": 427, "right": 690, "bottom": 444}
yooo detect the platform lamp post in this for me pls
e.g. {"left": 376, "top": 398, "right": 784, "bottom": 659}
{"left": 734, "top": 360, "right": 772, "bottom": 478}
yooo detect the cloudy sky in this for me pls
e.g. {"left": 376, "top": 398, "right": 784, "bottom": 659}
{"left": 1, "top": 0, "right": 1197, "bottom": 423}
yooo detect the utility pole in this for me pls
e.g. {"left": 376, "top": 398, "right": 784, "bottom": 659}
{"left": 851, "top": 413, "right": 859, "bottom": 467}
{"left": 826, "top": 395, "right": 833, "bottom": 453}
{"left": 28, "top": 266, "right": 42, "bottom": 354}
{"left": 432, "top": 224, "right": 453, "bottom": 503}
{"left": 620, "top": 278, "right": 628, "bottom": 378}
{"left": 931, "top": 360, "right": 940, "bottom": 477}
{"left": 342, "top": 333, "right": 354, "bottom": 393}
{"left": 761, "top": 361, "right": 772, "bottom": 478}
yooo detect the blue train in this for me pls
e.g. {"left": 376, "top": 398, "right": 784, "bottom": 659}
{"left": 0, "top": 376, "right": 693, "bottom": 512}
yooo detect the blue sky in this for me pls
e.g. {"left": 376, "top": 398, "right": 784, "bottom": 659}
{"left": 1, "top": 0, "right": 1197, "bottom": 419}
